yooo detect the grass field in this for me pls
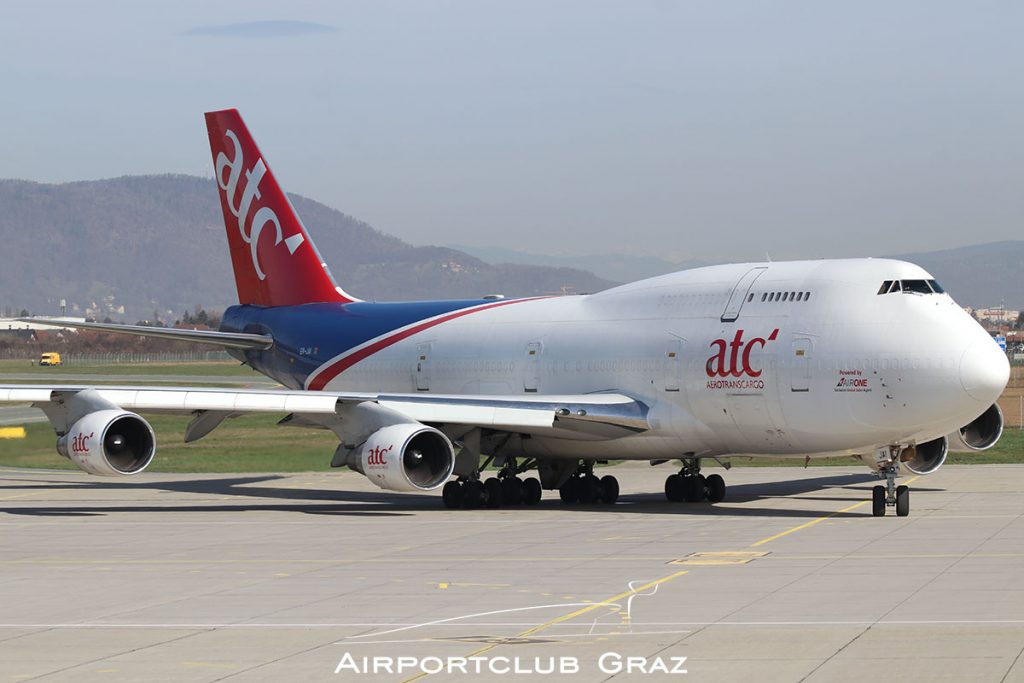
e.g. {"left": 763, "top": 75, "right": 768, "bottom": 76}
{"left": 0, "top": 360, "right": 1022, "bottom": 473}
{"left": 0, "top": 359, "right": 260, "bottom": 377}
{"left": 0, "top": 415, "right": 339, "bottom": 472}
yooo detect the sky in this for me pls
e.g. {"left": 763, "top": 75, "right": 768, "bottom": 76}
{"left": 0, "top": 1, "right": 1021, "bottom": 262}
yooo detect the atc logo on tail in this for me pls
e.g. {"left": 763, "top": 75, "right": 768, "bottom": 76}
{"left": 214, "top": 129, "right": 304, "bottom": 281}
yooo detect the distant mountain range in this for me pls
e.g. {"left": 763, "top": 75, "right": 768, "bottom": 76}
{"left": 0, "top": 174, "right": 1017, "bottom": 320}
{"left": 0, "top": 175, "right": 613, "bottom": 319}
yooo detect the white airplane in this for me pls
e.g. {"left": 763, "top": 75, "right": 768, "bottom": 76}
{"left": 2, "top": 109, "right": 1009, "bottom": 517}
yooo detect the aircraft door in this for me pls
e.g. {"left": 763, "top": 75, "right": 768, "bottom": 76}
{"left": 665, "top": 339, "right": 682, "bottom": 392}
{"left": 791, "top": 338, "right": 812, "bottom": 392}
{"left": 524, "top": 342, "right": 542, "bottom": 392}
{"left": 415, "top": 343, "right": 432, "bottom": 391}
{"left": 721, "top": 267, "right": 768, "bottom": 322}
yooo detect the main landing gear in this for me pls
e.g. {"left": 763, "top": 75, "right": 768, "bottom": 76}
{"left": 441, "top": 456, "right": 543, "bottom": 509}
{"left": 664, "top": 458, "right": 726, "bottom": 504}
{"left": 871, "top": 454, "right": 910, "bottom": 517}
{"left": 557, "top": 461, "right": 619, "bottom": 505}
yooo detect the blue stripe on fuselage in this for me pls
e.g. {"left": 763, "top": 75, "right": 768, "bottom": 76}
{"left": 220, "top": 299, "right": 494, "bottom": 389}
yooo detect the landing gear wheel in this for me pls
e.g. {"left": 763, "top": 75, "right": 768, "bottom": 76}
{"left": 895, "top": 485, "right": 910, "bottom": 517}
{"left": 484, "top": 478, "right": 502, "bottom": 508}
{"left": 600, "top": 475, "right": 619, "bottom": 504}
{"left": 522, "top": 477, "right": 542, "bottom": 505}
{"left": 579, "top": 474, "right": 601, "bottom": 504}
{"left": 559, "top": 477, "right": 579, "bottom": 504}
{"left": 872, "top": 485, "right": 885, "bottom": 517}
{"left": 442, "top": 481, "right": 463, "bottom": 509}
{"left": 705, "top": 474, "right": 726, "bottom": 503}
{"left": 665, "top": 474, "right": 685, "bottom": 502}
{"left": 500, "top": 476, "right": 523, "bottom": 506}
{"left": 684, "top": 475, "right": 706, "bottom": 503}
{"left": 462, "top": 480, "right": 484, "bottom": 509}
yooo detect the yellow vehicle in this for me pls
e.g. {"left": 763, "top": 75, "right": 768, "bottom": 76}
{"left": 38, "top": 352, "right": 62, "bottom": 367}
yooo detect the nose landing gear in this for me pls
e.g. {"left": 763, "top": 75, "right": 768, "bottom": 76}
{"left": 871, "top": 454, "right": 910, "bottom": 517}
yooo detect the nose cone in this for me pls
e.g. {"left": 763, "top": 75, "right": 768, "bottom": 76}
{"left": 960, "top": 339, "right": 1010, "bottom": 402}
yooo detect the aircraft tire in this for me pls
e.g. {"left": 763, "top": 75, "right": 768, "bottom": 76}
{"left": 442, "top": 481, "right": 463, "bottom": 509}
{"left": 462, "top": 480, "right": 484, "bottom": 509}
{"left": 684, "top": 475, "right": 706, "bottom": 502}
{"left": 705, "top": 474, "right": 726, "bottom": 503}
{"left": 559, "top": 477, "right": 579, "bottom": 504}
{"left": 484, "top": 478, "right": 502, "bottom": 508}
{"left": 522, "top": 477, "right": 542, "bottom": 505}
{"left": 665, "top": 474, "right": 685, "bottom": 502}
{"left": 895, "top": 485, "right": 910, "bottom": 517}
{"left": 579, "top": 474, "right": 601, "bottom": 504}
{"left": 872, "top": 485, "right": 885, "bottom": 517}
{"left": 501, "top": 476, "right": 523, "bottom": 506}
{"left": 600, "top": 475, "right": 619, "bottom": 504}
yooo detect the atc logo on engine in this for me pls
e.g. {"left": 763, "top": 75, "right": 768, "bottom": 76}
{"left": 366, "top": 444, "right": 393, "bottom": 467}
{"left": 70, "top": 431, "right": 94, "bottom": 454}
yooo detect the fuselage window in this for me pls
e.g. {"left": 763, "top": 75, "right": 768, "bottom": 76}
{"left": 878, "top": 280, "right": 893, "bottom": 295}
{"left": 805, "top": 292, "right": 811, "bottom": 301}
{"left": 789, "top": 291, "right": 796, "bottom": 300}
{"left": 761, "top": 293, "right": 767, "bottom": 302}
{"left": 782, "top": 292, "right": 789, "bottom": 301}
{"left": 796, "top": 292, "right": 804, "bottom": 301}
{"left": 748, "top": 293, "right": 754, "bottom": 302}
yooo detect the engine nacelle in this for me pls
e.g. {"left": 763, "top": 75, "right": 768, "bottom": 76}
{"left": 899, "top": 436, "right": 948, "bottom": 475}
{"left": 952, "top": 403, "right": 1004, "bottom": 451}
{"left": 56, "top": 410, "right": 156, "bottom": 476}
{"left": 346, "top": 424, "right": 455, "bottom": 492}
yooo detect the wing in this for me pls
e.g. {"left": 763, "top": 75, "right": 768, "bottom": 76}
{"left": 0, "top": 384, "right": 650, "bottom": 443}
{"left": 18, "top": 318, "right": 271, "bottom": 350}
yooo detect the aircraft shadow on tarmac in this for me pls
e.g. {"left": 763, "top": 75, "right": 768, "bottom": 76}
{"left": 0, "top": 471, "right": 946, "bottom": 519}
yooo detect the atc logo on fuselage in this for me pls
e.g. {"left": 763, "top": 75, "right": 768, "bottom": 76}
{"left": 705, "top": 328, "right": 779, "bottom": 390}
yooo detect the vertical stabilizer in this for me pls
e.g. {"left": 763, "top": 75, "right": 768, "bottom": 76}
{"left": 204, "top": 108, "right": 356, "bottom": 306}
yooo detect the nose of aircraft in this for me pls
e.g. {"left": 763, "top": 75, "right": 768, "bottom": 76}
{"left": 960, "top": 338, "right": 1010, "bottom": 403}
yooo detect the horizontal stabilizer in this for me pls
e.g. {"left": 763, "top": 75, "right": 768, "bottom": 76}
{"left": 20, "top": 318, "right": 272, "bottom": 350}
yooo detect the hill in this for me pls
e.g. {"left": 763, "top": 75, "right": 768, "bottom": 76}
{"left": 0, "top": 176, "right": 613, "bottom": 319}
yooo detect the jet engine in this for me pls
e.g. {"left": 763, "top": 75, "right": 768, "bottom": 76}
{"left": 56, "top": 410, "right": 156, "bottom": 476}
{"left": 899, "top": 436, "right": 948, "bottom": 475}
{"left": 952, "top": 403, "right": 1004, "bottom": 451}
{"left": 342, "top": 424, "right": 455, "bottom": 492}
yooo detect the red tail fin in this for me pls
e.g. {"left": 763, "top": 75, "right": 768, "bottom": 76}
{"left": 204, "top": 108, "right": 355, "bottom": 306}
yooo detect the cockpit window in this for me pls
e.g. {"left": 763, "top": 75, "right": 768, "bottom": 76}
{"left": 901, "top": 280, "right": 933, "bottom": 294}
{"left": 878, "top": 279, "right": 945, "bottom": 295}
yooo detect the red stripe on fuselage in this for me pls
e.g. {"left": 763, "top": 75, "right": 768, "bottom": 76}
{"left": 305, "top": 298, "right": 544, "bottom": 391}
